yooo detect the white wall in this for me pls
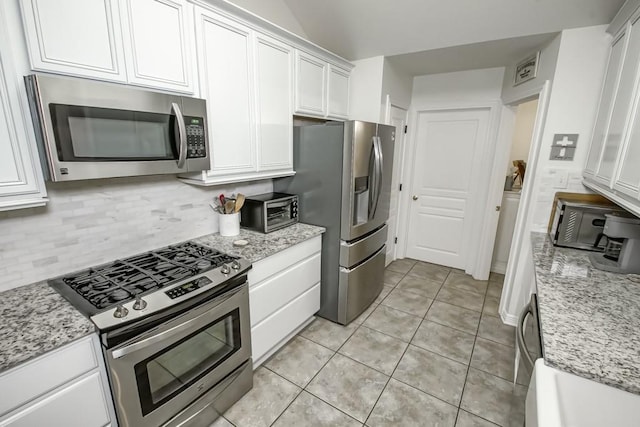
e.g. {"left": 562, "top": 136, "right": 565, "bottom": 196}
{"left": 0, "top": 177, "right": 271, "bottom": 292}
{"left": 348, "top": 56, "right": 384, "bottom": 122}
{"left": 501, "top": 25, "right": 611, "bottom": 323}
{"left": 381, "top": 59, "right": 414, "bottom": 113}
{"left": 502, "top": 34, "right": 562, "bottom": 104}
{"left": 226, "top": 0, "right": 308, "bottom": 38}
{"left": 507, "top": 98, "right": 538, "bottom": 170}
{"left": 411, "top": 67, "right": 506, "bottom": 106}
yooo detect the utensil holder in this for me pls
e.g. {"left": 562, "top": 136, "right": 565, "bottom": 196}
{"left": 219, "top": 212, "right": 240, "bottom": 237}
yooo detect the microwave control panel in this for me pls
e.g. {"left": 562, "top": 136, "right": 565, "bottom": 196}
{"left": 185, "top": 117, "right": 207, "bottom": 158}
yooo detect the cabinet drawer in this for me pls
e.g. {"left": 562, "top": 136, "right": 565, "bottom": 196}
{"left": 248, "top": 236, "right": 321, "bottom": 286}
{"left": 249, "top": 252, "right": 321, "bottom": 326}
{"left": 0, "top": 371, "right": 110, "bottom": 427}
{"left": 0, "top": 336, "right": 98, "bottom": 415}
{"left": 251, "top": 283, "right": 320, "bottom": 364}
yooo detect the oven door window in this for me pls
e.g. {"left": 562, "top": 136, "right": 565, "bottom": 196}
{"left": 135, "top": 308, "right": 241, "bottom": 415}
{"left": 49, "top": 104, "right": 179, "bottom": 161}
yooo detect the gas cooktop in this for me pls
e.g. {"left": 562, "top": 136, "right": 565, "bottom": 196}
{"left": 49, "top": 241, "right": 251, "bottom": 330}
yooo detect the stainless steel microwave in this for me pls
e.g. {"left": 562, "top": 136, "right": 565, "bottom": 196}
{"left": 240, "top": 192, "right": 298, "bottom": 233}
{"left": 24, "top": 74, "right": 210, "bottom": 181}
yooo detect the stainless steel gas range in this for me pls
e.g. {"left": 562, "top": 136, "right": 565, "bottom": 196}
{"left": 49, "top": 241, "right": 253, "bottom": 427}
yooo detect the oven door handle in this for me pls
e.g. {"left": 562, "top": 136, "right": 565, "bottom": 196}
{"left": 171, "top": 102, "right": 188, "bottom": 169}
{"left": 111, "top": 286, "right": 243, "bottom": 360}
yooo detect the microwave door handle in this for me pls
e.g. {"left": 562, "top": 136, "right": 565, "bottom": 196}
{"left": 110, "top": 286, "right": 243, "bottom": 359}
{"left": 171, "top": 102, "right": 187, "bottom": 168}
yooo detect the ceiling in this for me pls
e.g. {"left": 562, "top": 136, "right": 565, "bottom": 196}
{"left": 281, "top": 0, "right": 625, "bottom": 61}
{"left": 386, "top": 33, "right": 559, "bottom": 76}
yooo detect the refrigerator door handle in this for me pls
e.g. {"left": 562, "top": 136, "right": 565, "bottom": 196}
{"left": 368, "top": 136, "right": 379, "bottom": 220}
{"left": 369, "top": 136, "right": 383, "bottom": 220}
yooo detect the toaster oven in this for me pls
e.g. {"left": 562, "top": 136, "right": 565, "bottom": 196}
{"left": 549, "top": 200, "right": 625, "bottom": 251}
{"left": 240, "top": 193, "right": 298, "bottom": 233}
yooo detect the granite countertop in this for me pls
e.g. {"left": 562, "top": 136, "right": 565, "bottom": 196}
{"left": 193, "top": 222, "right": 325, "bottom": 263}
{"left": 0, "top": 282, "right": 95, "bottom": 373}
{"left": 0, "top": 222, "right": 324, "bottom": 375}
{"left": 531, "top": 231, "right": 640, "bottom": 394}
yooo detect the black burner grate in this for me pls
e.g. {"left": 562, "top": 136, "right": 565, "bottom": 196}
{"left": 60, "top": 242, "right": 237, "bottom": 310}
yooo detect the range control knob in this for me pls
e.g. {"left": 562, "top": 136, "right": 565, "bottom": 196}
{"left": 220, "top": 264, "right": 231, "bottom": 275}
{"left": 133, "top": 296, "right": 147, "bottom": 311}
{"left": 231, "top": 260, "right": 241, "bottom": 270}
{"left": 113, "top": 305, "right": 128, "bottom": 318}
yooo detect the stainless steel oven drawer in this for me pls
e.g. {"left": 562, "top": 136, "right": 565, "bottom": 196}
{"left": 339, "top": 224, "right": 388, "bottom": 268}
{"left": 338, "top": 246, "right": 385, "bottom": 324}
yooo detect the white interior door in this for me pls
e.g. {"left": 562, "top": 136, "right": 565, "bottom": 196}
{"left": 386, "top": 106, "right": 407, "bottom": 264}
{"left": 406, "top": 108, "right": 491, "bottom": 269}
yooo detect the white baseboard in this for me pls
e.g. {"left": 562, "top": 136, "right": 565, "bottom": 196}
{"left": 491, "top": 261, "right": 507, "bottom": 275}
{"left": 500, "top": 309, "right": 518, "bottom": 327}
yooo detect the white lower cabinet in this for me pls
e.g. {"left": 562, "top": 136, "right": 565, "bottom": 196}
{"left": 248, "top": 236, "right": 322, "bottom": 367}
{"left": 0, "top": 335, "right": 115, "bottom": 427}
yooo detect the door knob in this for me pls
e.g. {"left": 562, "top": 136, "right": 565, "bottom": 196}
{"left": 412, "top": 195, "right": 418, "bottom": 201}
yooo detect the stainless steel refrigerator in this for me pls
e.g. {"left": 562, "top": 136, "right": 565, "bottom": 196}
{"left": 275, "top": 121, "right": 394, "bottom": 325}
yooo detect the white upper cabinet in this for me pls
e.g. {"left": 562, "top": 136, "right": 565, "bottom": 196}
{"left": 119, "top": 0, "right": 194, "bottom": 92}
{"left": 255, "top": 34, "right": 293, "bottom": 172}
{"left": 0, "top": 2, "right": 47, "bottom": 211}
{"left": 584, "top": 31, "right": 626, "bottom": 178}
{"left": 327, "top": 64, "right": 350, "bottom": 119}
{"left": 294, "top": 51, "right": 327, "bottom": 117}
{"left": 196, "top": 9, "right": 256, "bottom": 176}
{"left": 20, "top": 0, "right": 126, "bottom": 82}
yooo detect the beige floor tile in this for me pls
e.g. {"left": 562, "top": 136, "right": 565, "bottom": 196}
{"left": 460, "top": 368, "right": 527, "bottom": 427}
{"left": 367, "top": 378, "right": 457, "bottom": 427}
{"left": 381, "top": 288, "right": 433, "bottom": 317}
{"left": 208, "top": 417, "right": 234, "bottom": 427}
{"left": 352, "top": 302, "right": 378, "bottom": 325}
{"left": 407, "top": 262, "right": 450, "bottom": 283}
{"left": 396, "top": 275, "right": 443, "bottom": 298}
{"left": 411, "top": 320, "right": 476, "bottom": 364}
{"left": 363, "top": 305, "right": 422, "bottom": 342}
{"left": 272, "top": 391, "right": 361, "bottom": 427}
{"left": 489, "top": 272, "right": 505, "bottom": 284}
{"left": 486, "top": 281, "right": 504, "bottom": 298}
{"left": 383, "top": 270, "right": 405, "bottom": 286}
{"left": 265, "top": 336, "right": 334, "bottom": 387}
{"left": 339, "top": 326, "right": 408, "bottom": 375}
{"left": 426, "top": 301, "right": 481, "bottom": 335}
{"left": 374, "top": 285, "right": 394, "bottom": 304}
{"left": 299, "top": 317, "right": 358, "bottom": 350}
{"left": 443, "top": 272, "right": 488, "bottom": 296}
{"left": 482, "top": 296, "right": 500, "bottom": 317}
{"left": 455, "top": 410, "right": 499, "bottom": 426}
{"left": 306, "top": 354, "right": 388, "bottom": 422}
{"left": 436, "top": 286, "right": 485, "bottom": 312}
{"left": 386, "top": 259, "right": 417, "bottom": 274}
{"left": 393, "top": 345, "right": 468, "bottom": 405}
{"left": 224, "top": 367, "right": 301, "bottom": 427}
{"left": 477, "top": 314, "right": 515, "bottom": 347}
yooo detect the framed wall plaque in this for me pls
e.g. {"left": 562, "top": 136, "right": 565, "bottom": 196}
{"left": 514, "top": 51, "right": 540, "bottom": 86}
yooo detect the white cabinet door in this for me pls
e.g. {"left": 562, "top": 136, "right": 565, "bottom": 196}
{"left": 327, "top": 65, "right": 350, "bottom": 119}
{"left": 0, "top": 372, "right": 110, "bottom": 427}
{"left": 584, "top": 31, "right": 626, "bottom": 178}
{"left": 119, "top": 0, "right": 194, "bottom": 93}
{"left": 20, "top": 0, "right": 126, "bottom": 82}
{"left": 196, "top": 9, "right": 256, "bottom": 176}
{"left": 596, "top": 21, "right": 640, "bottom": 186}
{"left": 294, "top": 50, "right": 327, "bottom": 117}
{"left": 255, "top": 34, "right": 293, "bottom": 172}
{"left": 0, "top": 3, "right": 47, "bottom": 211}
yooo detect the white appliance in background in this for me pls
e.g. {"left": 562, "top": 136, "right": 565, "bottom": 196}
{"left": 276, "top": 121, "right": 394, "bottom": 325}
{"left": 24, "top": 74, "right": 210, "bottom": 182}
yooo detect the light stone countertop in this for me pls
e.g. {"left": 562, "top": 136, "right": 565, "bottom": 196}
{"left": 0, "top": 222, "right": 324, "bottom": 374}
{"left": 0, "top": 281, "right": 95, "bottom": 373}
{"left": 531, "top": 231, "right": 640, "bottom": 394}
{"left": 193, "top": 222, "right": 325, "bottom": 263}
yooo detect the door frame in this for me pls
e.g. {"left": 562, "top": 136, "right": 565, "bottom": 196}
{"left": 384, "top": 95, "right": 408, "bottom": 262}
{"left": 397, "top": 100, "right": 503, "bottom": 278}
{"left": 497, "top": 80, "right": 552, "bottom": 325}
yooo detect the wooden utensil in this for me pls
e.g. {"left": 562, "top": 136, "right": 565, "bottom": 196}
{"left": 224, "top": 200, "right": 235, "bottom": 214}
{"left": 234, "top": 194, "right": 245, "bottom": 212}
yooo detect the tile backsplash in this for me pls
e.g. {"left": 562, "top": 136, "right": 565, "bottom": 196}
{"left": 0, "top": 176, "right": 272, "bottom": 292}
